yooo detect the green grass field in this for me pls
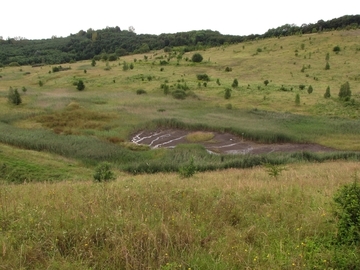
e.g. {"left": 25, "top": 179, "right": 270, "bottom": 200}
{"left": 1, "top": 29, "right": 360, "bottom": 269}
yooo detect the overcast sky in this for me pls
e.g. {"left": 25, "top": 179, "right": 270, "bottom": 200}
{"left": 1, "top": 0, "right": 358, "bottom": 40}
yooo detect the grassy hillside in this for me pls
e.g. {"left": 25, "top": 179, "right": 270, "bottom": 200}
{"left": 1, "top": 29, "right": 360, "bottom": 269}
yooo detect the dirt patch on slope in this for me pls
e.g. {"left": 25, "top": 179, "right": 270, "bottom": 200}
{"left": 131, "top": 129, "right": 335, "bottom": 154}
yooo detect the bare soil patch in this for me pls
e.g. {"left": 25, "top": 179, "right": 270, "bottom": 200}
{"left": 132, "top": 129, "right": 335, "bottom": 154}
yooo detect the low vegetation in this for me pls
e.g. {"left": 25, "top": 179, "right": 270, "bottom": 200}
{"left": 1, "top": 25, "right": 360, "bottom": 269}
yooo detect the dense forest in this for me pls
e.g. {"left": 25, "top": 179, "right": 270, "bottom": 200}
{"left": 0, "top": 15, "right": 359, "bottom": 66}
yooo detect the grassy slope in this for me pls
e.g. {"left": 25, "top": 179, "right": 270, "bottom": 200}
{"left": 1, "top": 29, "right": 360, "bottom": 268}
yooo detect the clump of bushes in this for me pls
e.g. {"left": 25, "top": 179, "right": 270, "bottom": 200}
{"left": 196, "top": 74, "right": 210, "bottom": 81}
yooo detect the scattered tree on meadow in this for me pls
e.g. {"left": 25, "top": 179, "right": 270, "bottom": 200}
{"left": 325, "top": 62, "right": 330, "bottom": 70}
{"left": 224, "top": 88, "right": 232, "bottom": 99}
{"left": 191, "top": 53, "right": 203, "bottom": 63}
{"left": 338, "top": 81, "right": 351, "bottom": 100}
{"left": 8, "top": 87, "right": 22, "bottom": 105}
{"left": 333, "top": 45, "right": 341, "bottom": 53}
{"left": 307, "top": 85, "right": 313, "bottom": 94}
{"left": 324, "top": 86, "right": 331, "bottom": 98}
{"left": 91, "top": 59, "right": 96, "bottom": 67}
{"left": 232, "top": 79, "right": 238, "bottom": 88}
{"left": 264, "top": 80, "right": 269, "bottom": 86}
{"left": 77, "top": 80, "right": 85, "bottom": 91}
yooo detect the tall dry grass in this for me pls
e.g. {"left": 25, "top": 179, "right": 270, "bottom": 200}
{"left": 1, "top": 161, "right": 359, "bottom": 269}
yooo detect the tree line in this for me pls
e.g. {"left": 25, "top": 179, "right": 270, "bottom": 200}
{"left": 0, "top": 15, "right": 359, "bottom": 66}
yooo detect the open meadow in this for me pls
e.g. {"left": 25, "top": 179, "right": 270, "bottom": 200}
{"left": 1, "top": 29, "right": 360, "bottom": 268}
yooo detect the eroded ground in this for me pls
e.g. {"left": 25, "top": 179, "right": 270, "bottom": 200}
{"left": 132, "top": 129, "right": 335, "bottom": 154}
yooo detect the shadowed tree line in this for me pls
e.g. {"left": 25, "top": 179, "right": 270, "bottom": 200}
{"left": 0, "top": 15, "right": 359, "bottom": 66}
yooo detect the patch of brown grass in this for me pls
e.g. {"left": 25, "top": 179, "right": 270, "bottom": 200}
{"left": 34, "top": 102, "right": 117, "bottom": 132}
{"left": 186, "top": 131, "right": 214, "bottom": 142}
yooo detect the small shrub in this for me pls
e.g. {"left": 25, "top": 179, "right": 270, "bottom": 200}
{"left": 307, "top": 85, "right": 313, "bottom": 94}
{"left": 191, "top": 53, "right": 203, "bottom": 63}
{"left": 216, "top": 78, "right": 221, "bottom": 85}
{"left": 225, "top": 66, "right": 232, "bottom": 72}
{"left": 231, "top": 79, "right": 238, "bottom": 88}
{"left": 333, "top": 45, "right": 341, "bottom": 53}
{"left": 338, "top": 81, "right": 351, "bottom": 100}
{"left": 91, "top": 59, "right": 96, "bottom": 67}
{"left": 8, "top": 87, "right": 22, "bottom": 105}
{"left": 324, "top": 86, "right": 331, "bottom": 98}
{"left": 22, "top": 86, "right": 27, "bottom": 93}
{"left": 264, "top": 80, "right": 269, "bottom": 86}
{"left": 224, "top": 88, "right": 232, "bottom": 99}
{"left": 38, "top": 80, "right": 43, "bottom": 87}
{"left": 122, "top": 61, "right": 129, "bottom": 71}
{"left": 333, "top": 176, "right": 360, "bottom": 244}
{"left": 264, "top": 163, "right": 286, "bottom": 180}
{"left": 196, "top": 74, "right": 210, "bottom": 81}
{"left": 77, "top": 80, "right": 85, "bottom": 91}
{"left": 179, "top": 157, "right": 196, "bottom": 178}
{"left": 93, "top": 162, "right": 115, "bottom": 182}
{"left": 136, "top": 89, "right": 147, "bottom": 95}
{"left": 299, "top": 84, "right": 306, "bottom": 90}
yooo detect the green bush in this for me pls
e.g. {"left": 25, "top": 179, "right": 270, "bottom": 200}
{"left": 324, "top": 86, "right": 331, "bottom": 98}
{"left": 191, "top": 53, "right": 203, "bottom": 63}
{"left": 299, "top": 84, "right": 306, "bottom": 90}
{"left": 225, "top": 66, "right": 232, "bottom": 72}
{"left": 338, "top": 81, "right": 351, "bottom": 100}
{"left": 77, "top": 80, "right": 85, "bottom": 91}
{"left": 93, "top": 162, "right": 115, "bottom": 182}
{"left": 179, "top": 157, "right": 196, "bottom": 178}
{"left": 295, "top": 93, "right": 300, "bottom": 105}
{"left": 224, "top": 88, "right": 232, "bottom": 99}
{"left": 231, "top": 79, "right": 238, "bottom": 88}
{"left": 8, "top": 87, "right": 22, "bottom": 105}
{"left": 333, "top": 177, "right": 360, "bottom": 244}
{"left": 136, "top": 89, "right": 147, "bottom": 95}
{"left": 307, "top": 85, "right": 313, "bottom": 94}
{"left": 333, "top": 45, "right": 341, "bottom": 53}
{"left": 196, "top": 74, "right": 210, "bottom": 81}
